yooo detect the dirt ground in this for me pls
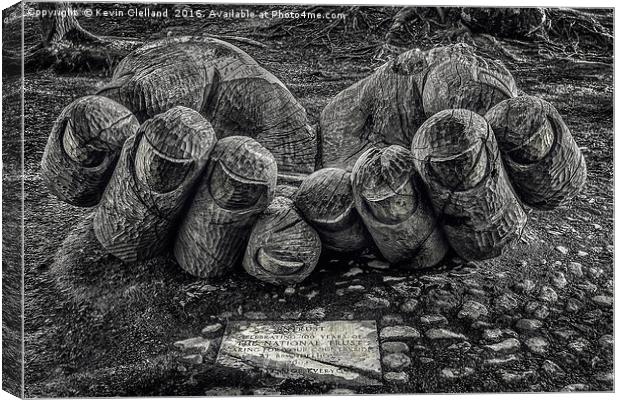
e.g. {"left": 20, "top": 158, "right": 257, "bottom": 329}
{"left": 2, "top": 4, "right": 613, "bottom": 396}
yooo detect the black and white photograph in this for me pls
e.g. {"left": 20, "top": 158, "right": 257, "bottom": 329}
{"left": 1, "top": 0, "right": 615, "bottom": 397}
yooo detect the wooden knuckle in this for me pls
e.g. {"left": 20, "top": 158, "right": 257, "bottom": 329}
{"left": 422, "top": 50, "right": 518, "bottom": 117}
{"left": 318, "top": 44, "right": 519, "bottom": 171}
{"left": 102, "top": 37, "right": 316, "bottom": 175}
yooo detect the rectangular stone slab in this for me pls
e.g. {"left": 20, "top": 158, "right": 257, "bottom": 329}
{"left": 216, "top": 320, "right": 382, "bottom": 386}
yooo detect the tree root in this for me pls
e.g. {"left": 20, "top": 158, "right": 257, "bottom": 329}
{"left": 2, "top": 2, "right": 142, "bottom": 76}
{"left": 51, "top": 40, "right": 138, "bottom": 74}
{"left": 258, "top": 6, "right": 390, "bottom": 45}
{"left": 2, "top": 44, "right": 55, "bottom": 75}
{"left": 379, "top": 7, "right": 612, "bottom": 66}
{"left": 3, "top": 36, "right": 140, "bottom": 76}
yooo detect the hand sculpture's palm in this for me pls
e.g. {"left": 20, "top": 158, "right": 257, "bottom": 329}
{"left": 41, "top": 37, "right": 587, "bottom": 286}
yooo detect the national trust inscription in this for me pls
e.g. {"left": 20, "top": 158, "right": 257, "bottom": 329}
{"left": 216, "top": 321, "right": 382, "bottom": 386}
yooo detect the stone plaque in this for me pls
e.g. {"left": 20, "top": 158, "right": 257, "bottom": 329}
{"left": 216, "top": 320, "right": 382, "bottom": 386}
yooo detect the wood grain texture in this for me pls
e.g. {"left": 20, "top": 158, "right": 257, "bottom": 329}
{"left": 295, "top": 168, "right": 369, "bottom": 253}
{"left": 421, "top": 45, "right": 518, "bottom": 117}
{"left": 319, "top": 44, "right": 516, "bottom": 169}
{"left": 98, "top": 36, "right": 317, "bottom": 176}
{"left": 94, "top": 106, "right": 216, "bottom": 262}
{"left": 243, "top": 196, "right": 321, "bottom": 286}
{"left": 275, "top": 184, "right": 299, "bottom": 199}
{"left": 411, "top": 109, "right": 527, "bottom": 261}
{"left": 174, "top": 136, "right": 277, "bottom": 278}
{"left": 41, "top": 95, "right": 139, "bottom": 206}
{"left": 485, "top": 95, "right": 587, "bottom": 210}
{"left": 319, "top": 56, "right": 424, "bottom": 169}
{"left": 350, "top": 146, "right": 449, "bottom": 268}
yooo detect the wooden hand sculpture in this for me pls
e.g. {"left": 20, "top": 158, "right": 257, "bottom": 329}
{"left": 41, "top": 40, "right": 587, "bottom": 286}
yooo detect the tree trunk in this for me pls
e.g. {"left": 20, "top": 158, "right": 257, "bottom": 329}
{"left": 2, "top": 2, "right": 139, "bottom": 75}
{"left": 40, "top": 1, "right": 100, "bottom": 45}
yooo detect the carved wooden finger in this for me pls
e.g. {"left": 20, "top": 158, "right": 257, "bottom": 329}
{"left": 98, "top": 36, "right": 317, "bottom": 176}
{"left": 421, "top": 47, "right": 518, "bottom": 117}
{"left": 93, "top": 106, "right": 216, "bottom": 262}
{"left": 174, "top": 136, "right": 277, "bottom": 278}
{"left": 485, "top": 95, "right": 587, "bottom": 210}
{"left": 412, "top": 109, "right": 527, "bottom": 260}
{"left": 294, "top": 168, "right": 369, "bottom": 253}
{"left": 41, "top": 95, "right": 139, "bottom": 206}
{"left": 350, "top": 146, "right": 449, "bottom": 268}
{"left": 243, "top": 196, "right": 321, "bottom": 286}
